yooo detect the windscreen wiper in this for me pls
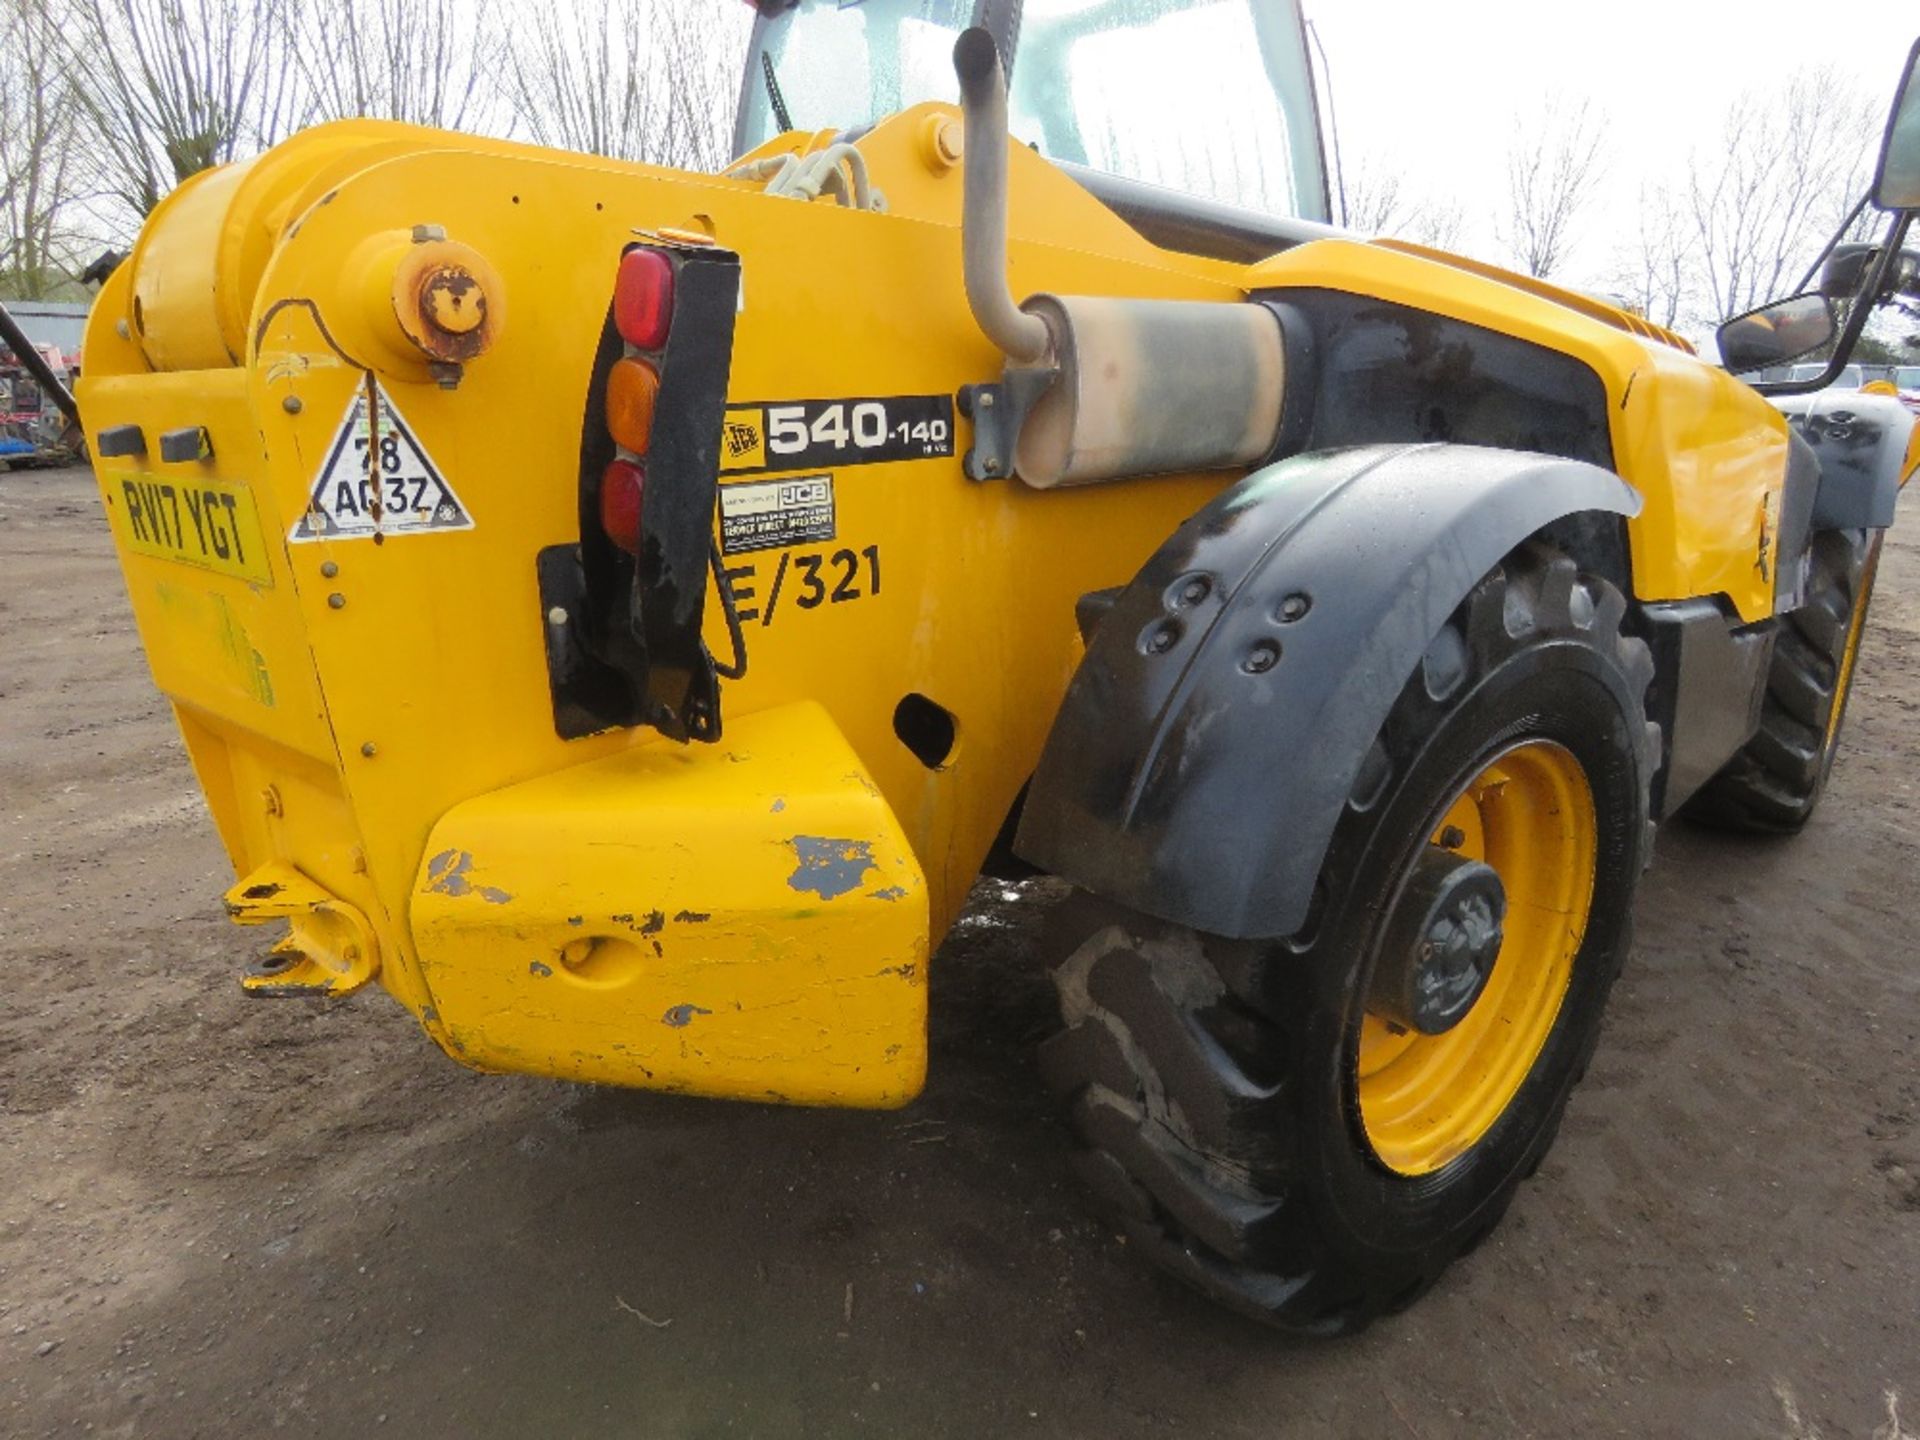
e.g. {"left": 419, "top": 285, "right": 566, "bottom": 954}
{"left": 762, "top": 53, "right": 794, "bottom": 134}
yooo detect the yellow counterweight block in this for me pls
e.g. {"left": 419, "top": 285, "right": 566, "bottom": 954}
{"left": 410, "top": 702, "right": 930, "bottom": 1106}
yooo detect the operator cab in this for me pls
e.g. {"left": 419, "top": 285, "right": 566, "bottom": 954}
{"left": 734, "top": 0, "right": 1336, "bottom": 260}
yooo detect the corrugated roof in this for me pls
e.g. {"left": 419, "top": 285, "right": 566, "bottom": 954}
{"left": 2, "top": 301, "right": 91, "bottom": 355}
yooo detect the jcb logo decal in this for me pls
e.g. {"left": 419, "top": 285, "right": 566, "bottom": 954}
{"left": 720, "top": 409, "right": 766, "bottom": 471}
{"left": 717, "top": 394, "right": 954, "bottom": 474}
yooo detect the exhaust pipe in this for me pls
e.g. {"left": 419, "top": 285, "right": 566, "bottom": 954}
{"left": 953, "top": 28, "right": 1052, "bottom": 367}
{"left": 949, "top": 29, "right": 1287, "bottom": 489}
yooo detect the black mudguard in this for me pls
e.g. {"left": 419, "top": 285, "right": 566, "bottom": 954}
{"left": 1014, "top": 443, "right": 1641, "bottom": 940}
{"left": 1773, "top": 390, "right": 1914, "bottom": 531}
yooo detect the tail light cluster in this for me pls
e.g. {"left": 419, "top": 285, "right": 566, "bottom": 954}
{"left": 597, "top": 248, "right": 675, "bottom": 554}
{"left": 537, "top": 238, "right": 742, "bottom": 744}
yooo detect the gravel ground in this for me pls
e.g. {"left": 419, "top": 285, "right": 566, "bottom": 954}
{"left": 3, "top": 463, "right": 1918, "bottom": 1438}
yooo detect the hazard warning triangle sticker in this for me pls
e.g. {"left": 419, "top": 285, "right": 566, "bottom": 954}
{"left": 289, "top": 379, "right": 473, "bottom": 542}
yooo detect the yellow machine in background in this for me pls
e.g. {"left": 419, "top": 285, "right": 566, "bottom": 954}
{"left": 78, "top": 1, "right": 1920, "bottom": 1332}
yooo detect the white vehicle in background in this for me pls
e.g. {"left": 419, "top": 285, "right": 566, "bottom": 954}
{"left": 1787, "top": 362, "right": 1866, "bottom": 389}
{"left": 1893, "top": 363, "right": 1920, "bottom": 412}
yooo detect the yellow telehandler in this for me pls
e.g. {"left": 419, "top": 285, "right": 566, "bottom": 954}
{"left": 68, "top": 2, "right": 1920, "bottom": 1331}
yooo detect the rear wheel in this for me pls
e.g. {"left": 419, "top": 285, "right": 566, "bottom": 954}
{"left": 1039, "top": 542, "right": 1657, "bottom": 1333}
{"left": 1685, "top": 529, "right": 1883, "bottom": 834}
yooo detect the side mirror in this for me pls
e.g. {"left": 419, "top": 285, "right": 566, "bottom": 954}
{"left": 1875, "top": 38, "right": 1920, "bottom": 209}
{"left": 1717, "top": 293, "right": 1837, "bottom": 374}
{"left": 1822, "top": 242, "right": 1920, "bottom": 298}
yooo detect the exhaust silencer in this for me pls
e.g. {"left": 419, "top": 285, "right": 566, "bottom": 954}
{"left": 951, "top": 28, "right": 1286, "bottom": 489}
{"left": 1014, "top": 294, "right": 1284, "bottom": 488}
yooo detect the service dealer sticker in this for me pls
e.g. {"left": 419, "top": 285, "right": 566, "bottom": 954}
{"left": 718, "top": 474, "right": 836, "bottom": 556}
{"left": 290, "top": 379, "right": 473, "bottom": 542}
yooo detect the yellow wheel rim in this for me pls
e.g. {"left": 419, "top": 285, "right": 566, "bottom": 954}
{"left": 1355, "top": 740, "right": 1598, "bottom": 1177}
{"left": 1824, "top": 546, "right": 1877, "bottom": 751}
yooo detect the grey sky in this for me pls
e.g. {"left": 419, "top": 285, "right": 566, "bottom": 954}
{"left": 1307, "top": 2, "right": 1916, "bottom": 291}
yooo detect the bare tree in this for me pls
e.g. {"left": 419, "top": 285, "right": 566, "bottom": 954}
{"left": 296, "top": 0, "right": 495, "bottom": 132}
{"left": 1342, "top": 157, "right": 1466, "bottom": 253}
{"left": 1679, "top": 66, "right": 1882, "bottom": 326}
{"left": 63, "top": 0, "right": 305, "bottom": 220}
{"left": 499, "top": 0, "right": 747, "bottom": 171}
{"left": 1610, "top": 183, "right": 1689, "bottom": 330}
{"left": 1341, "top": 160, "right": 1411, "bottom": 235}
{"left": 1405, "top": 199, "right": 1465, "bottom": 254}
{"left": 1, "top": 0, "right": 88, "bottom": 297}
{"left": 1501, "top": 98, "right": 1606, "bottom": 279}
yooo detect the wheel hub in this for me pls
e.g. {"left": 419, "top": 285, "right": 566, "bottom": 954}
{"left": 1356, "top": 738, "right": 1595, "bottom": 1176}
{"left": 1371, "top": 849, "right": 1507, "bottom": 1035}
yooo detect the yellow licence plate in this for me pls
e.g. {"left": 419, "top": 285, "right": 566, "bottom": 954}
{"left": 108, "top": 472, "right": 274, "bottom": 587}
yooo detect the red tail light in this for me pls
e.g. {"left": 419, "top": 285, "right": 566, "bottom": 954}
{"left": 615, "top": 248, "right": 675, "bottom": 351}
{"left": 600, "top": 459, "right": 646, "bottom": 554}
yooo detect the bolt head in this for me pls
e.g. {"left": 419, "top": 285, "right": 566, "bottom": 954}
{"left": 360, "top": 742, "right": 378, "bottom": 758}
{"left": 282, "top": 395, "right": 303, "bottom": 414}
{"left": 1142, "top": 620, "right": 1182, "bottom": 655}
{"left": 547, "top": 606, "right": 569, "bottom": 626}
{"left": 327, "top": 592, "right": 346, "bottom": 610}
{"left": 1241, "top": 639, "right": 1281, "bottom": 674}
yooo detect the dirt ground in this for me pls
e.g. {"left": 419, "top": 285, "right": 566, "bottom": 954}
{"left": 2, "top": 462, "right": 1917, "bottom": 1439}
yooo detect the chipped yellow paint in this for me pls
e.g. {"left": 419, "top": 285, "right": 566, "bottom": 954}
{"left": 411, "top": 702, "right": 928, "bottom": 1104}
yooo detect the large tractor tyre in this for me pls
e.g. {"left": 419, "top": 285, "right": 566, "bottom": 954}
{"left": 1039, "top": 542, "right": 1658, "bottom": 1334}
{"left": 1684, "top": 529, "right": 1884, "bottom": 835}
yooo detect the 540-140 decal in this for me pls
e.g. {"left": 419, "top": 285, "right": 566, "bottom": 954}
{"left": 719, "top": 394, "right": 954, "bottom": 475}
